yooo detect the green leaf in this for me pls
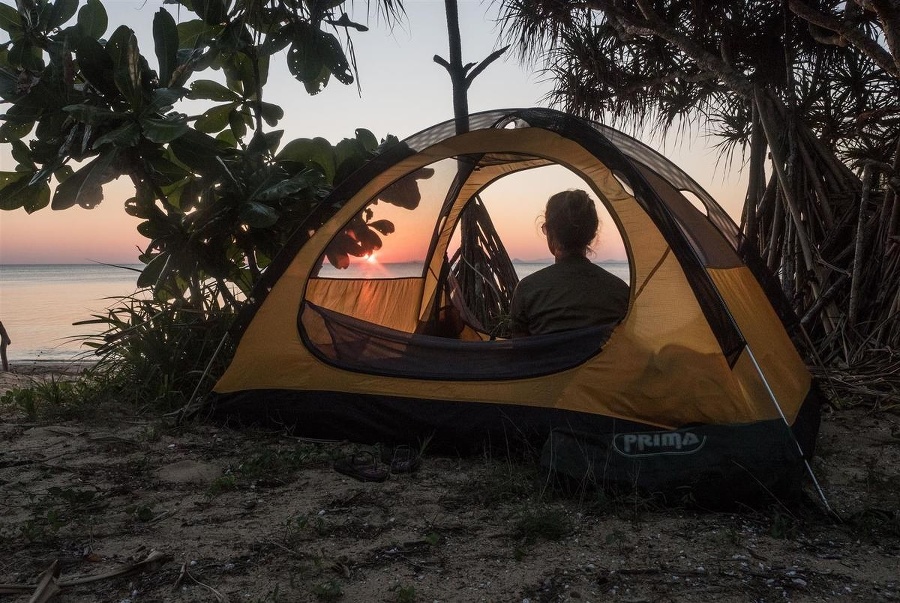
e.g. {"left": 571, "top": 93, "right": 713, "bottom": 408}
{"left": 146, "top": 156, "right": 188, "bottom": 187}
{"left": 334, "top": 138, "right": 364, "bottom": 171}
{"left": 260, "top": 22, "right": 295, "bottom": 54}
{"left": 227, "top": 107, "right": 247, "bottom": 139}
{"left": 254, "top": 168, "right": 321, "bottom": 202}
{"left": 176, "top": 19, "right": 222, "bottom": 49}
{"left": 10, "top": 139, "right": 33, "bottom": 165}
{"left": 148, "top": 87, "right": 188, "bottom": 113}
{"left": 0, "top": 120, "right": 34, "bottom": 142}
{"left": 92, "top": 121, "right": 140, "bottom": 147}
{"left": 140, "top": 116, "right": 189, "bottom": 143}
{"left": 216, "top": 128, "right": 238, "bottom": 147}
{"left": 76, "top": 37, "right": 117, "bottom": 98}
{"left": 169, "top": 129, "right": 226, "bottom": 173}
{"left": 0, "top": 3, "right": 22, "bottom": 34}
{"left": 52, "top": 149, "right": 117, "bottom": 210}
{"left": 247, "top": 130, "right": 269, "bottom": 156}
{"left": 239, "top": 200, "right": 279, "bottom": 228}
{"left": 316, "top": 29, "right": 352, "bottom": 85}
{"left": 355, "top": 128, "right": 378, "bottom": 152}
{"left": 137, "top": 253, "right": 170, "bottom": 288}
{"left": 53, "top": 165, "right": 74, "bottom": 182}
{"left": 77, "top": 0, "right": 107, "bottom": 39}
{"left": 153, "top": 8, "right": 178, "bottom": 87}
{"left": 302, "top": 65, "right": 330, "bottom": 95}
{"left": 49, "top": 0, "right": 78, "bottom": 29}
{"left": 262, "top": 130, "right": 283, "bottom": 155}
{"left": 0, "top": 171, "right": 30, "bottom": 209}
{"left": 276, "top": 137, "right": 335, "bottom": 182}
{"left": 259, "top": 101, "right": 283, "bottom": 127}
{"left": 63, "top": 104, "right": 130, "bottom": 124}
{"left": 221, "top": 52, "right": 258, "bottom": 95}
{"left": 195, "top": 102, "right": 235, "bottom": 133}
{"left": 0, "top": 172, "right": 51, "bottom": 212}
{"left": 9, "top": 41, "right": 44, "bottom": 71}
{"left": 106, "top": 26, "right": 142, "bottom": 111}
{"left": 188, "top": 79, "right": 239, "bottom": 102}
{"left": 287, "top": 28, "right": 323, "bottom": 85}
{"left": 194, "top": 0, "right": 227, "bottom": 25}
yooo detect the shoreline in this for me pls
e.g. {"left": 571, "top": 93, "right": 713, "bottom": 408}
{"left": 2, "top": 358, "right": 98, "bottom": 375}
{"left": 0, "top": 360, "right": 97, "bottom": 395}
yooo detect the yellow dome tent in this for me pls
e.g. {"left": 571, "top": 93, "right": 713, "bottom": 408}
{"left": 210, "top": 108, "right": 823, "bottom": 502}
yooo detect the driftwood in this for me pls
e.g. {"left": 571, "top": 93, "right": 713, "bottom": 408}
{"left": 0, "top": 550, "right": 170, "bottom": 599}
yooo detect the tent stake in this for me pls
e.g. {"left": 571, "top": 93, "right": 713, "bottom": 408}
{"left": 745, "top": 345, "right": 835, "bottom": 516}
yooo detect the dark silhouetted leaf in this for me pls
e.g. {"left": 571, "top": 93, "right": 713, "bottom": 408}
{"left": 0, "top": 3, "right": 21, "bottom": 35}
{"left": 10, "top": 139, "right": 33, "bottom": 165}
{"left": 153, "top": 8, "right": 178, "bottom": 87}
{"left": 355, "top": 128, "right": 378, "bottom": 152}
{"left": 189, "top": 79, "right": 240, "bottom": 102}
{"left": 239, "top": 201, "right": 279, "bottom": 228}
{"left": 140, "top": 116, "right": 189, "bottom": 143}
{"left": 169, "top": 129, "right": 226, "bottom": 173}
{"left": 77, "top": 0, "right": 107, "bottom": 39}
{"left": 52, "top": 149, "right": 117, "bottom": 209}
{"left": 368, "top": 219, "right": 395, "bottom": 235}
{"left": 9, "top": 41, "right": 44, "bottom": 71}
{"left": 138, "top": 252, "right": 170, "bottom": 288}
{"left": 148, "top": 87, "right": 188, "bottom": 112}
{"left": 76, "top": 36, "right": 118, "bottom": 98}
{"left": 276, "top": 137, "right": 335, "bottom": 182}
{"left": 195, "top": 102, "right": 236, "bottom": 133}
{"left": 0, "top": 120, "right": 34, "bottom": 142}
{"left": 259, "top": 101, "right": 283, "bottom": 126}
{"left": 194, "top": 0, "right": 227, "bottom": 25}
{"left": 176, "top": 19, "right": 222, "bottom": 49}
{"left": 63, "top": 103, "right": 129, "bottom": 124}
{"left": 93, "top": 120, "right": 140, "bottom": 147}
{"left": 106, "top": 26, "right": 142, "bottom": 111}
{"left": 254, "top": 168, "right": 321, "bottom": 201}
{"left": 378, "top": 167, "right": 435, "bottom": 210}
{"left": 49, "top": 0, "right": 78, "bottom": 29}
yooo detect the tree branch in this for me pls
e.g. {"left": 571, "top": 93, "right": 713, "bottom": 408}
{"left": 589, "top": 0, "right": 755, "bottom": 97}
{"left": 788, "top": 0, "right": 899, "bottom": 77}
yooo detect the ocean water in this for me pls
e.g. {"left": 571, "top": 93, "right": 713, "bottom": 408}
{"left": 0, "top": 261, "right": 629, "bottom": 361}
{"left": 0, "top": 264, "right": 144, "bottom": 361}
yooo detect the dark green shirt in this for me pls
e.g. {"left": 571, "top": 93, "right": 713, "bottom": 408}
{"left": 509, "top": 256, "right": 629, "bottom": 337}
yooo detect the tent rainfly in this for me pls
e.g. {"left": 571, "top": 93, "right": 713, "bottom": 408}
{"left": 210, "top": 108, "right": 823, "bottom": 503}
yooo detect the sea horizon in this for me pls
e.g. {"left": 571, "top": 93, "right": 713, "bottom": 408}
{"left": 0, "top": 260, "right": 629, "bottom": 362}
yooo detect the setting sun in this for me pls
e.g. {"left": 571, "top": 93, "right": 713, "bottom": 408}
{"left": 365, "top": 253, "right": 378, "bottom": 264}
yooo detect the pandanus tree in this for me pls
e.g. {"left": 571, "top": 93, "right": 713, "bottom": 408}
{"left": 499, "top": 0, "right": 900, "bottom": 399}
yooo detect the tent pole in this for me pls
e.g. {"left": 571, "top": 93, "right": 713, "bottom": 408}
{"left": 744, "top": 345, "right": 835, "bottom": 515}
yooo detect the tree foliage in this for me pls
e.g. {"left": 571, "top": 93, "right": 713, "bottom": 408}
{"left": 0, "top": 0, "right": 412, "bottom": 405}
{"left": 0, "top": 0, "right": 405, "bottom": 310}
{"left": 500, "top": 0, "right": 900, "bottom": 383}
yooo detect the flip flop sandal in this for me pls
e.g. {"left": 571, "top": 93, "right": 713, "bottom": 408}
{"left": 333, "top": 452, "right": 388, "bottom": 482}
{"left": 383, "top": 445, "right": 422, "bottom": 474}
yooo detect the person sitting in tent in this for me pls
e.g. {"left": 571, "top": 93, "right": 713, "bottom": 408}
{"left": 509, "top": 189, "right": 629, "bottom": 337}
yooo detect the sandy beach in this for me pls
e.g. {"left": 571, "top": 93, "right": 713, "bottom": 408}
{"left": 0, "top": 363, "right": 898, "bottom": 602}
{"left": 0, "top": 360, "right": 96, "bottom": 396}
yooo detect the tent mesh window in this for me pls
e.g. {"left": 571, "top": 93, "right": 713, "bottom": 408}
{"left": 300, "top": 302, "right": 615, "bottom": 380}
